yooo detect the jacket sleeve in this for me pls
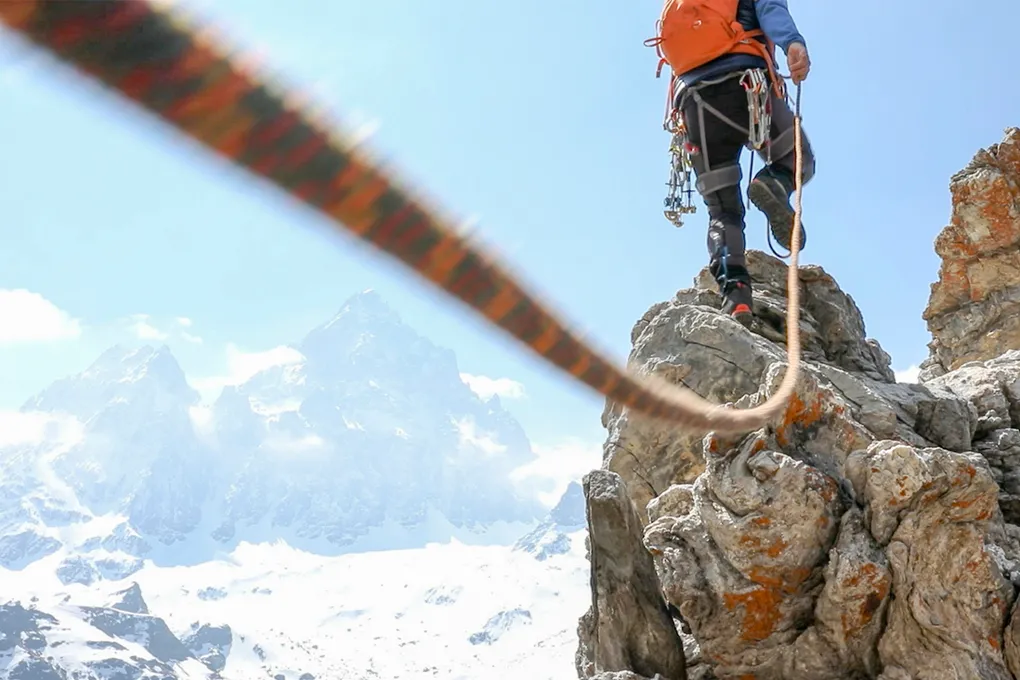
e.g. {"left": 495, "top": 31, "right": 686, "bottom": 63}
{"left": 754, "top": 0, "right": 806, "bottom": 53}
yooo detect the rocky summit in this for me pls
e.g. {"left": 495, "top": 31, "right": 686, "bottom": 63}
{"left": 576, "top": 127, "right": 1020, "bottom": 680}
{"left": 922, "top": 127, "right": 1020, "bottom": 378}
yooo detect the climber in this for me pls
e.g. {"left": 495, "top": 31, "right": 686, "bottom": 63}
{"left": 649, "top": 0, "right": 815, "bottom": 327}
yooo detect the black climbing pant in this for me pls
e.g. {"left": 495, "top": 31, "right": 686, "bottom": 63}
{"left": 677, "top": 71, "right": 816, "bottom": 287}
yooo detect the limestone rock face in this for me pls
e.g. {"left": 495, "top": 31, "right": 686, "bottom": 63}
{"left": 578, "top": 242, "right": 1020, "bottom": 679}
{"left": 602, "top": 249, "right": 898, "bottom": 520}
{"left": 576, "top": 470, "right": 687, "bottom": 680}
{"left": 922, "top": 126, "right": 1020, "bottom": 377}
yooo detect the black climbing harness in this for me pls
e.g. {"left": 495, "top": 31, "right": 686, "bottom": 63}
{"left": 659, "top": 66, "right": 797, "bottom": 259}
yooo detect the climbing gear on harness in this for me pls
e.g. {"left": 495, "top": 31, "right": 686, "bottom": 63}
{"left": 664, "top": 127, "right": 697, "bottom": 228}
{"left": 644, "top": 0, "right": 784, "bottom": 236}
{"left": 741, "top": 68, "right": 772, "bottom": 158}
{"left": 659, "top": 67, "right": 772, "bottom": 229}
{"left": 663, "top": 101, "right": 698, "bottom": 228}
{"left": 0, "top": 1, "right": 806, "bottom": 438}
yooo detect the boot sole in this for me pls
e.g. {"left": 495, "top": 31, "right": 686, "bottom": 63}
{"left": 729, "top": 304, "right": 754, "bottom": 328}
{"left": 748, "top": 181, "right": 806, "bottom": 252}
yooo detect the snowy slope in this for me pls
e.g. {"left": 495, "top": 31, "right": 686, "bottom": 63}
{"left": 0, "top": 590, "right": 216, "bottom": 680}
{"left": 1, "top": 500, "right": 589, "bottom": 680}
{"left": 0, "top": 290, "right": 593, "bottom": 679}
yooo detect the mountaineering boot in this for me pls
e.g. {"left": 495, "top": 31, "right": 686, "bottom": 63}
{"left": 721, "top": 279, "right": 753, "bottom": 327}
{"left": 709, "top": 253, "right": 754, "bottom": 328}
{"left": 747, "top": 165, "right": 807, "bottom": 252}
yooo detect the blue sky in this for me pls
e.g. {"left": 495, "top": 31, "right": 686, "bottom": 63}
{"left": 1, "top": 0, "right": 1018, "bottom": 468}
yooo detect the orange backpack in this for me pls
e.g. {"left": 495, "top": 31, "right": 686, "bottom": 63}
{"left": 645, "top": 0, "right": 782, "bottom": 97}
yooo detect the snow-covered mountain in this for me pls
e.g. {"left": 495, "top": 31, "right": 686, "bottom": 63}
{"left": 0, "top": 290, "right": 591, "bottom": 679}
{"left": 2, "top": 291, "right": 547, "bottom": 572}
{"left": 0, "top": 489, "right": 587, "bottom": 680}
{"left": 513, "top": 480, "right": 586, "bottom": 561}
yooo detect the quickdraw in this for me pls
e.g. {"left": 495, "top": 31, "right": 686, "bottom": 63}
{"left": 663, "top": 86, "right": 697, "bottom": 229}
{"left": 741, "top": 67, "right": 772, "bottom": 159}
{"left": 659, "top": 67, "right": 772, "bottom": 230}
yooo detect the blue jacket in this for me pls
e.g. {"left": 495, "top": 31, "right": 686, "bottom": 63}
{"left": 675, "top": 0, "right": 806, "bottom": 90}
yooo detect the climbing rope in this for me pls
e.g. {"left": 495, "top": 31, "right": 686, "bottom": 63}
{"left": 0, "top": 1, "right": 804, "bottom": 437}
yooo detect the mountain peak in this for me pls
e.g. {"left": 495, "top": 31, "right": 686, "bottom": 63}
{"left": 110, "top": 582, "right": 149, "bottom": 615}
{"left": 78, "top": 344, "right": 181, "bottom": 383}
{"left": 331, "top": 289, "right": 401, "bottom": 326}
{"left": 298, "top": 290, "right": 409, "bottom": 364}
{"left": 23, "top": 342, "right": 197, "bottom": 419}
{"left": 549, "top": 481, "right": 585, "bottom": 528}
{"left": 7, "top": 287, "right": 541, "bottom": 564}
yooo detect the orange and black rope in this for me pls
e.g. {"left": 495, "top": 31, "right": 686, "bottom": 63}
{"left": 0, "top": 0, "right": 805, "bottom": 436}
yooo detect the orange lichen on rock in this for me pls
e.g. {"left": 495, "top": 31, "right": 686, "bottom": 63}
{"left": 784, "top": 391, "right": 826, "bottom": 430}
{"left": 806, "top": 469, "right": 838, "bottom": 503}
{"left": 774, "top": 390, "right": 828, "bottom": 448}
{"left": 951, "top": 496, "right": 977, "bottom": 509}
{"left": 740, "top": 534, "right": 762, "bottom": 548}
{"left": 747, "top": 565, "right": 811, "bottom": 594}
{"left": 922, "top": 128, "right": 1020, "bottom": 372}
{"left": 934, "top": 159, "right": 1020, "bottom": 263}
{"left": 721, "top": 564, "right": 813, "bottom": 643}
{"left": 858, "top": 573, "right": 890, "bottom": 626}
{"left": 836, "top": 562, "right": 891, "bottom": 638}
{"left": 722, "top": 586, "right": 784, "bottom": 642}
{"left": 764, "top": 537, "right": 789, "bottom": 558}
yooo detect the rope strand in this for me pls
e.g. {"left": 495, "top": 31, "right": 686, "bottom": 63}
{"left": 0, "top": 1, "right": 805, "bottom": 438}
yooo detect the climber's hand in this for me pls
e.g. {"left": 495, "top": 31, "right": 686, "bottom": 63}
{"left": 787, "top": 42, "right": 810, "bottom": 84}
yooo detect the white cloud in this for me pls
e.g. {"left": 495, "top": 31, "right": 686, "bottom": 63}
{"left": 894, "top": 365, "right": 920, "bottom": 384}
{"left": 190, "top": 343, "right": 305, "bottom": 401}
{"left": 0, "top": 289, "right": 82, "bottom": 344}
{"left": 452, "top": 416, "right": 507, "bottom": 457}
{"left": 127, "top": 314, "right": 202, "bottom": 343}
{"left": 460, "top": 373, "right": 526, "bottom": 401}
{"left": 511, "top": 437, "right": 603, "bottom": 507}
{"left": 128, "top": 314, "right": 169, "bottom": 341}
{"left": 225, "top": 344, "right": 305, "bottom": 382}
{"left": 0, "top": 410, "right": 84, "bottom": 448}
